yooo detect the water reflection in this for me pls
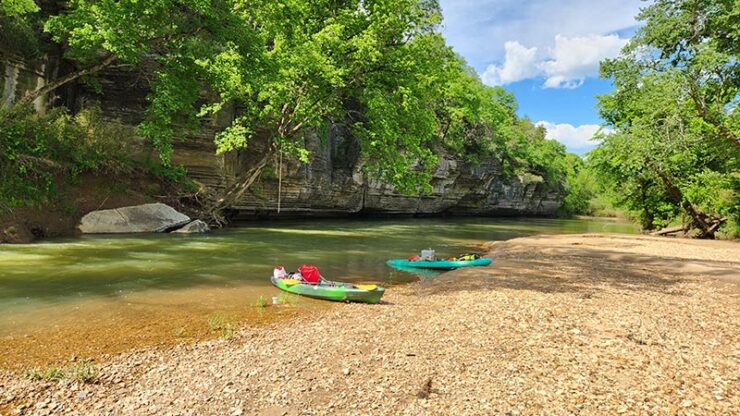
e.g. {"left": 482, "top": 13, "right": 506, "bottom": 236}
{"left": 0, "top": 217, "right": 637, "bottom": 334}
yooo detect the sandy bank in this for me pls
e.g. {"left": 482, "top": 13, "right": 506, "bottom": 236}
{"left": 1, "top": 233, "right": 738, "bottom": 415}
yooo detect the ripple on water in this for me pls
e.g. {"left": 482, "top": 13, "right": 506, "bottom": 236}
{"left": 0, "top": 217, "right": 638, "bottom": 369}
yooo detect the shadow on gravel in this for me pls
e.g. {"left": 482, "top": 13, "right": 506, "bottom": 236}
{"left": 415, "top": 248, "right": 719, "bottom": 296}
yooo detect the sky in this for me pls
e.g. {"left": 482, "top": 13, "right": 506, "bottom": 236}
{"left": 438, "top": 0, "right": 644, "bottom": 154}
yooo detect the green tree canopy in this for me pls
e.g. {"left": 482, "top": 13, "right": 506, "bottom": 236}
{"left": 591, "top": 0, "right": 739, "bottom": 238}
{"left": 3, "top": 0, "right": 581, "bottom": 223}
{"left": 0, "top": 0, "right": 38, "bottom": 17}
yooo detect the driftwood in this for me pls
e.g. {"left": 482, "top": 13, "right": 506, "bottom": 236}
{"left": 650, "top": 225, "right": 690, "bottom": 236}
{"left": 705, "top": 217, "right": 728, "bottom": 235}
{"left": 650, "top": 217, "right": 727, "bottom": 238}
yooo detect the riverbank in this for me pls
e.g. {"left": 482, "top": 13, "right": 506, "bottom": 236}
{"left": 1, "top": 233, "right": 738, "bottom": 415}
{"left": 0, "top": 172, "right": 187, "bottom": 244}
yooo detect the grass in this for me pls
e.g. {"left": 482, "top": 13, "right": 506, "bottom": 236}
{"left": 207, "top": 313, "right": 235, "bottom": 340}
{"left": 26, "top": 358, "right": 99, "bottom": 383}
{"left": 255, "top": 295, "right": 268, "bottom": 308}
{"left": 278, "top": 293, "right": 299, "bottom": 306}
{"left": 173, "top": 326, "right": 186, "bottom": 338}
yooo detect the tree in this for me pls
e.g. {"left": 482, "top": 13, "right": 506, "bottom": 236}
{"left": 12, "top": 0, "right": 252, "bottom": 109}
{"left": 633, "top": 0, "right": 739, "bottom": 148}
{"left": 592, "top": 0, "right": 739, "bottom": 238}
{"left": 197, "top": 0, "right": 476, "bottom": 220}
{"left": 0, "top": 0, "right": 38, "bottom": 17}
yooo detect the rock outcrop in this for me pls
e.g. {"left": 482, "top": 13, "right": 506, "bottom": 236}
{"left": 225, "top": 128, "right": 562, "bottom": 220}
{"left": 78, "top": 203, "right": 190, "bottom": 234}
{"left": 171, "top": 220, "right": 211, "bottom": 234}
{"left": 61, "top": 61, "right": 563, "bottom": 219}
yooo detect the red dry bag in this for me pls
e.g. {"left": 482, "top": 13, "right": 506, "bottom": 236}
{"left": 298, "top": 264, "right": 321, "bottom": 284}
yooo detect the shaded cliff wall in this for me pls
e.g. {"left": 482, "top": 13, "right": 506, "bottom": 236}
{"left": 227, "top": 126, "right": 562, "bottom": 220}
{"left": 0, "top": 50, "right": 60, "bottom": 113}
{"left": 0, "top": 51, "right": 564, "bottom": 218}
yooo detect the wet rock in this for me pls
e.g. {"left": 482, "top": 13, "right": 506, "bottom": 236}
{"left": 78, "top": 203, "right": 190, "bottom": 234}
{"left": 1, "top": 223, "right": 35, "bottom": 244}
{"left": 171, "top": 220, "right": 210, "bottom": 234}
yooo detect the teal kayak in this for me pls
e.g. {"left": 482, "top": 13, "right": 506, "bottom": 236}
{"left": 271, "top": 275, "right": 385, "bottom": 304}
{"left": 386, "top": 257, "right": 492, "bottom": 270}
{"left": 386, "top": 263, "right": 442, "bottom": 278}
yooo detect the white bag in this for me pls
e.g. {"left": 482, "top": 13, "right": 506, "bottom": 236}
{"left": 273, "top": 266, "right": 287, "bottom": 279}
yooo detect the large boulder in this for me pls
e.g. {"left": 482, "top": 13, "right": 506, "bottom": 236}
{"left": 171, "top": 220, "right": 211, "bottom": 234}
{"left": 78, "top": 203, "right": 190, "bottom": 234}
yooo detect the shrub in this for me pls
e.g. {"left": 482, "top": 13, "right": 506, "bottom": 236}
{"left": 0, "top": 105, "right": 134, "bottom": 211}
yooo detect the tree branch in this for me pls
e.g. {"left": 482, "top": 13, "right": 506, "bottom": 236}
{"left": 14, "top": 54, "right": 118, "bottom": 108}
{"left": 686, "top": 75, "right": 740, "bottom": 147}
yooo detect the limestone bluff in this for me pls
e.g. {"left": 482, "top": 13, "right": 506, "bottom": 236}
{"left": 1, "top": 49, "right": 564, "bottom": 220}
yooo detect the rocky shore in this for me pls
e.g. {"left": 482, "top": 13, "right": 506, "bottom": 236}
{"left": 1, "top": 234, "right": 738, "bottom": 415}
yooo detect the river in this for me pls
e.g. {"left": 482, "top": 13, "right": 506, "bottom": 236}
{"left": 0, "top": 217, "right": 636, "bottom": 369}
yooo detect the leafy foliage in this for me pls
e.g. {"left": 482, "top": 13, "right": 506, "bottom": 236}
{"left": 0, "top": 0, "right": 38, "bottom": 17}
{"left": 35, "top": 0, "right": 575, "bottom": 196}
{"left": 0, "top": 106, "right": 138, "bottom": 211}
{"left": 591, "top": 0, "right": 739, "bottom": 237}
{"left": 4, "top": 0, "right": 583, "bottom": 217}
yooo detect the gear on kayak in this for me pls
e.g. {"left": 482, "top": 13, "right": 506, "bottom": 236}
{"left": 387, "top": 250, "right": 491, "bottom": 270}
{"left": 271, "top": 266, "right": 385, "bottom": 304}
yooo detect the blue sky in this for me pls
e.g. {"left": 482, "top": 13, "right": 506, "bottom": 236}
{"left": 438, "top": 0, "right": 644, "bottom": 153}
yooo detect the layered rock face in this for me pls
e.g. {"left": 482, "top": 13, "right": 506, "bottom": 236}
{"left": 227, "top": 128, "right": 563, "bottom": 220}
{"left": 0, "top": 50, "right": 59, "bottom": 113}
{"left": 1, "top": 50, "right": 564, "bottom": 220}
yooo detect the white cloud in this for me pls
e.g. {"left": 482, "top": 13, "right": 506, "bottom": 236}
{"left": 536, "top": 121, "right": 604, "bottom": 151}
{"left": 439, "top": 0, "right": 641, "bottom": 70}
{"left": 540, "top": 34, "right": 629, "bottom": 88}
{"left": 477, "top": 34, "right": 628, "bottom": 88}
{"left": 480, "top": 41, "right": 539, "bottom": 86}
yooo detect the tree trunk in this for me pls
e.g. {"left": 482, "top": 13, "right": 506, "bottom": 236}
{"left": 650, "top": 225, "right": 690, "bottom": 236}
{"left": 14, "top": 54, "right": 118, "bottom": 108}
{"left": 640, "top": 182, "right": 655, "bottom": 230}
{"left": 655, "top": 170, "right": 715, "bottom": 238}
{"left": 205, "top": 149, "right": 274, "bottom": 225}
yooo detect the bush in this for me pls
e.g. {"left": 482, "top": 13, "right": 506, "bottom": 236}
{"left": 0, "top": 105, "right": 134, "bottom": 211}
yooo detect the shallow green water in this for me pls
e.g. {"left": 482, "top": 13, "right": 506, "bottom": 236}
{"left": 0, "top": 217, "right": 636, "bottom": 338}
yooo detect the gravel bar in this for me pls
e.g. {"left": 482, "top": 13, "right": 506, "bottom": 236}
{"left": 1, "top": 233, "right": 738, "bottom": 415}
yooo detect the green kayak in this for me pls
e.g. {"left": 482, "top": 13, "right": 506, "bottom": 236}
{"left": 386, "top": 257, "right": 492, "bottom": 270}
{"left": 271, "top": 275, "right": 385, "bottom": 304}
